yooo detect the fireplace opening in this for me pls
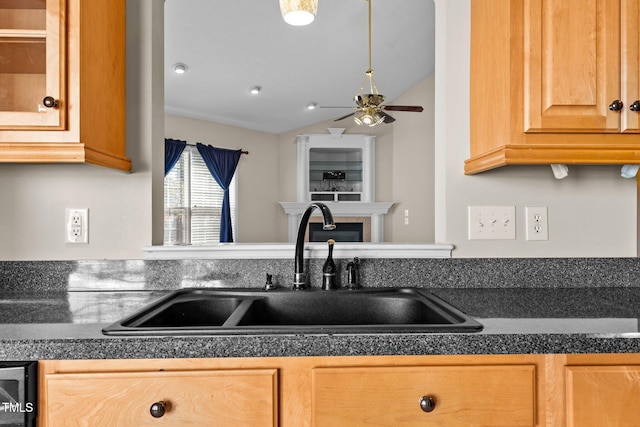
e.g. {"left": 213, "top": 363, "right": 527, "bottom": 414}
{"left": 309, "top": 222, "right": 364, "bottom": 242}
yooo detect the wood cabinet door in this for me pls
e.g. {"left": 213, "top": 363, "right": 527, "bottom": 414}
{"left": 0, "top": 0, "right": 65, "bottom": 129}
{"left": 44, "top": 369, "right": 278, "bottom": 427}
{"left": 621, "top": 0, "right": 640, "bottom": 132}
{"left": 566, "top": 365, "right": 640, "bottom": 427}
{"left": 312, "top": 365, "right": 536, "bottom": 427}
{"left": 525, "top": 0, "right": 621, "bottom": 133}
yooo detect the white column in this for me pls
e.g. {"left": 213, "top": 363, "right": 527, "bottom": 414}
{"left": 370, "top": 214, "right": 384, "bottom": 242}
{"left": 296, "top": 135, "right": 310, "bottom": 202}
{"left": 363, "top": 135, "right": 376, "bottom": 202}
{"left": 288, "top": 214, "right": 302, "bottom": 242}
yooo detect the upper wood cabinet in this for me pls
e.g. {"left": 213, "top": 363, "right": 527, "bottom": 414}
{"left": 0, "top": 0, "right": 131, "bottom": 171}
{"left": 0, "top": 0, "right": 64, "bottom": 129}
{"left": 466, "top": 0, "right": 640, "bottom": 174}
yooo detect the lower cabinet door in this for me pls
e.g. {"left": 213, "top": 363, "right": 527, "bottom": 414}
{"left": 566, "top": 365, "right": 640, "bottom": 427}
{"left": 44, "top": 368, "right": 277, "bottom": 427}
{"left": 312, "top": 365, "right": 536, "bottom": 427}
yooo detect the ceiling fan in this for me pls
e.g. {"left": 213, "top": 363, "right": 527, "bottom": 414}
{"left": 321, "top": 0, "right": 424, "bottom": 127}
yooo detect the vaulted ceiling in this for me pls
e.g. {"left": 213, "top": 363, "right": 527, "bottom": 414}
{"left": 164, "top": 0, "right": 435, "bottom": 134}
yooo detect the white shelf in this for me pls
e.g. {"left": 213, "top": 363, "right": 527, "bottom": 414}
{"left": 296, "top": 133, "right": 375, "bottom": 203}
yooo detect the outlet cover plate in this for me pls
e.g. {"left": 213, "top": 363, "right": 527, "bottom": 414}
{"left": 65, "top": 208, "right": 89, "bottom": 244}
{"left": 525, "top": 206, "right": 549, "bottom": 241}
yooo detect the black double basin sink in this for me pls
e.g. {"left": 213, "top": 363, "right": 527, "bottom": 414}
{"left": 102, "top": 287, "right": 483, "bottom": 336}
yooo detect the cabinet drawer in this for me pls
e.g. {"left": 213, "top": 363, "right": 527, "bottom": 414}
{"left": 566, "top": 365, "right": 640, "bottom": 427}
{"left": 44, "top": 368, "right": 277, "bottom": 427}
{"left": 312, "top": 365, "right": 536, "bottom": 427}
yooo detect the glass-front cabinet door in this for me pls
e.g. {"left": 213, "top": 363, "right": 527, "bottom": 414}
{"left": 0, "top": 0, "right": 64, "bottom": 129}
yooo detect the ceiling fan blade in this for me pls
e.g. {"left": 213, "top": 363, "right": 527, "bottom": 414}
{"left": 334, "top": 112, "right": 356, "bottom": 121}
{"left": 381, "top": 112, "right": 396, "bottom": 124}
{"left": 383, "top": 105, "right": 424, "bottom": 112}
{"left": 319, "top": 106, "right": 354, "bottom": 109}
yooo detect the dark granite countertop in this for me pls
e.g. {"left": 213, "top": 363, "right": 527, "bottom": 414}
{"left": 1, "top": 287, "right": 640, "bottom": 360}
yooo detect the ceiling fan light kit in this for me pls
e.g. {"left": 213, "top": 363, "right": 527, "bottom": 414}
{"left": 354, "top": 108, "right": 385, "bottom": 127}
{"left": 279, "top": 0, "right": 318, "bottom": 26}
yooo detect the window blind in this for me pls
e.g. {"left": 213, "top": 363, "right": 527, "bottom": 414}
{"left": 164, "top": 146, "right": 237, "bottom": 245}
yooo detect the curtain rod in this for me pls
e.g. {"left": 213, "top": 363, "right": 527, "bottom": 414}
{"left": 185, "top": 142, "right": 248, "bottom": 155}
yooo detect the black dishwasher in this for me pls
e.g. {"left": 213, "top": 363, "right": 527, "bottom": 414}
{"left": 0, "top": 362, "right": 37, "bottom": 427}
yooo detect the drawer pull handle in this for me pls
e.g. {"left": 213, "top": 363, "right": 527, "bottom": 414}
{"left": 630, "top": 100, "right": 640, "bottom": 112}
{"left": 609, "top": 100, "right": 624, "bottom": 111}
{"left": 42, "top": 96, "right": 59, "bottom": 109}
{"left": 419, "top": 395, "right": 436, "bottom": 412}
{"left": 150, "top": 401, "right": 167, "bottom": 418}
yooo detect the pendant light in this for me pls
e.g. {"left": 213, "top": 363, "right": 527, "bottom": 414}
{"left": 279, "top": 0, "right": 318, "bottom": 26}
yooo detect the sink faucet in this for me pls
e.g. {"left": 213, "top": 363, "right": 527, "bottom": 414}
{"left": 294, "top": 202, "right": 336, "bottom": 290}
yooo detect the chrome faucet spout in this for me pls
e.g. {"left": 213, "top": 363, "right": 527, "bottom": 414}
{"left": 293, "top": 202, "right": 335, "bottom": 290}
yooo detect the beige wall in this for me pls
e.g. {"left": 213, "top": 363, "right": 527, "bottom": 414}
{"left": 434, "top": 0, "right": 637, "bottom": 257}
{"left": 390, "top": 74, "right": 435, "bottom": 242}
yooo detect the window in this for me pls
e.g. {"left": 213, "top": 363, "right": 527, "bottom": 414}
{"left": 164, "top": 146, "right": 237, "bottom": 245}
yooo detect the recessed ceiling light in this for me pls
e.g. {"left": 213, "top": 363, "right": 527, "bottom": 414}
{"left": 249, "top": 85, "right": 262, "bottom": 95}
{"left": 306, "top": 103, "right": 317, "bottom": 110}
{"left": 172, "top": 63, "right": 188, "bottom": 74}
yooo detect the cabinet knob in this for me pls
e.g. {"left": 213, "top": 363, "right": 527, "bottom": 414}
{"left": 42, "top": 96, "right": 59, "bottom": 109}
{"left": 630, "top": 101, "right": 640, "bottom": 112}
{"left": 149, "top": 401, "right": 167, "bottom": 418}
{"left": 609, "top": 100, "right": 624, "bottom": 111}
{"left": 419, "top": 395, "right": 436, "bottom": 412}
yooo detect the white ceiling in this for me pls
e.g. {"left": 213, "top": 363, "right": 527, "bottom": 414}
{"left": 164, "top": 0, "right": 435, "bottom": 134}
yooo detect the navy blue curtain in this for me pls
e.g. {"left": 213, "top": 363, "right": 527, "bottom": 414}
{"left": 165, "top": 138, "right": 187, "bottom": 176}
{"left": 196, "top": 143, "right": 243, "bottom": 243}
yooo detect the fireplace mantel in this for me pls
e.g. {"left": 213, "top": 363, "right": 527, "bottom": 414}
{"left": 286, "top": 131, "right": 395, "bottom": 242}
{"left": 279, "top": 201, "right": 394, "bottom": 243}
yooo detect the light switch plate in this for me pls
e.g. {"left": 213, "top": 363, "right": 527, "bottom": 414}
{"left": 468, "top": 206, "right": 516, "bottom": 240}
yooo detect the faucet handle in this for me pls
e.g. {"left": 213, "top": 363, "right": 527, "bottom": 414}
{"left": 264, "top": 273, "right": 278, "bottom": 291}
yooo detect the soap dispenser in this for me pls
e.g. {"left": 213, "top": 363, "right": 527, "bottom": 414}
{"left": 322, "top": 239, "right": 337, "bottom": 290}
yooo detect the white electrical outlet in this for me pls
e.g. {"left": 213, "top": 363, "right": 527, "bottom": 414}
{"left": 65, "top": 208, "right": 89, "bottom": 244}
{"left": 468, "top": 206, "right": 516, "bottom": 240}
{"left": 525, "top": 206, "right": 548, "bottom": 241}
